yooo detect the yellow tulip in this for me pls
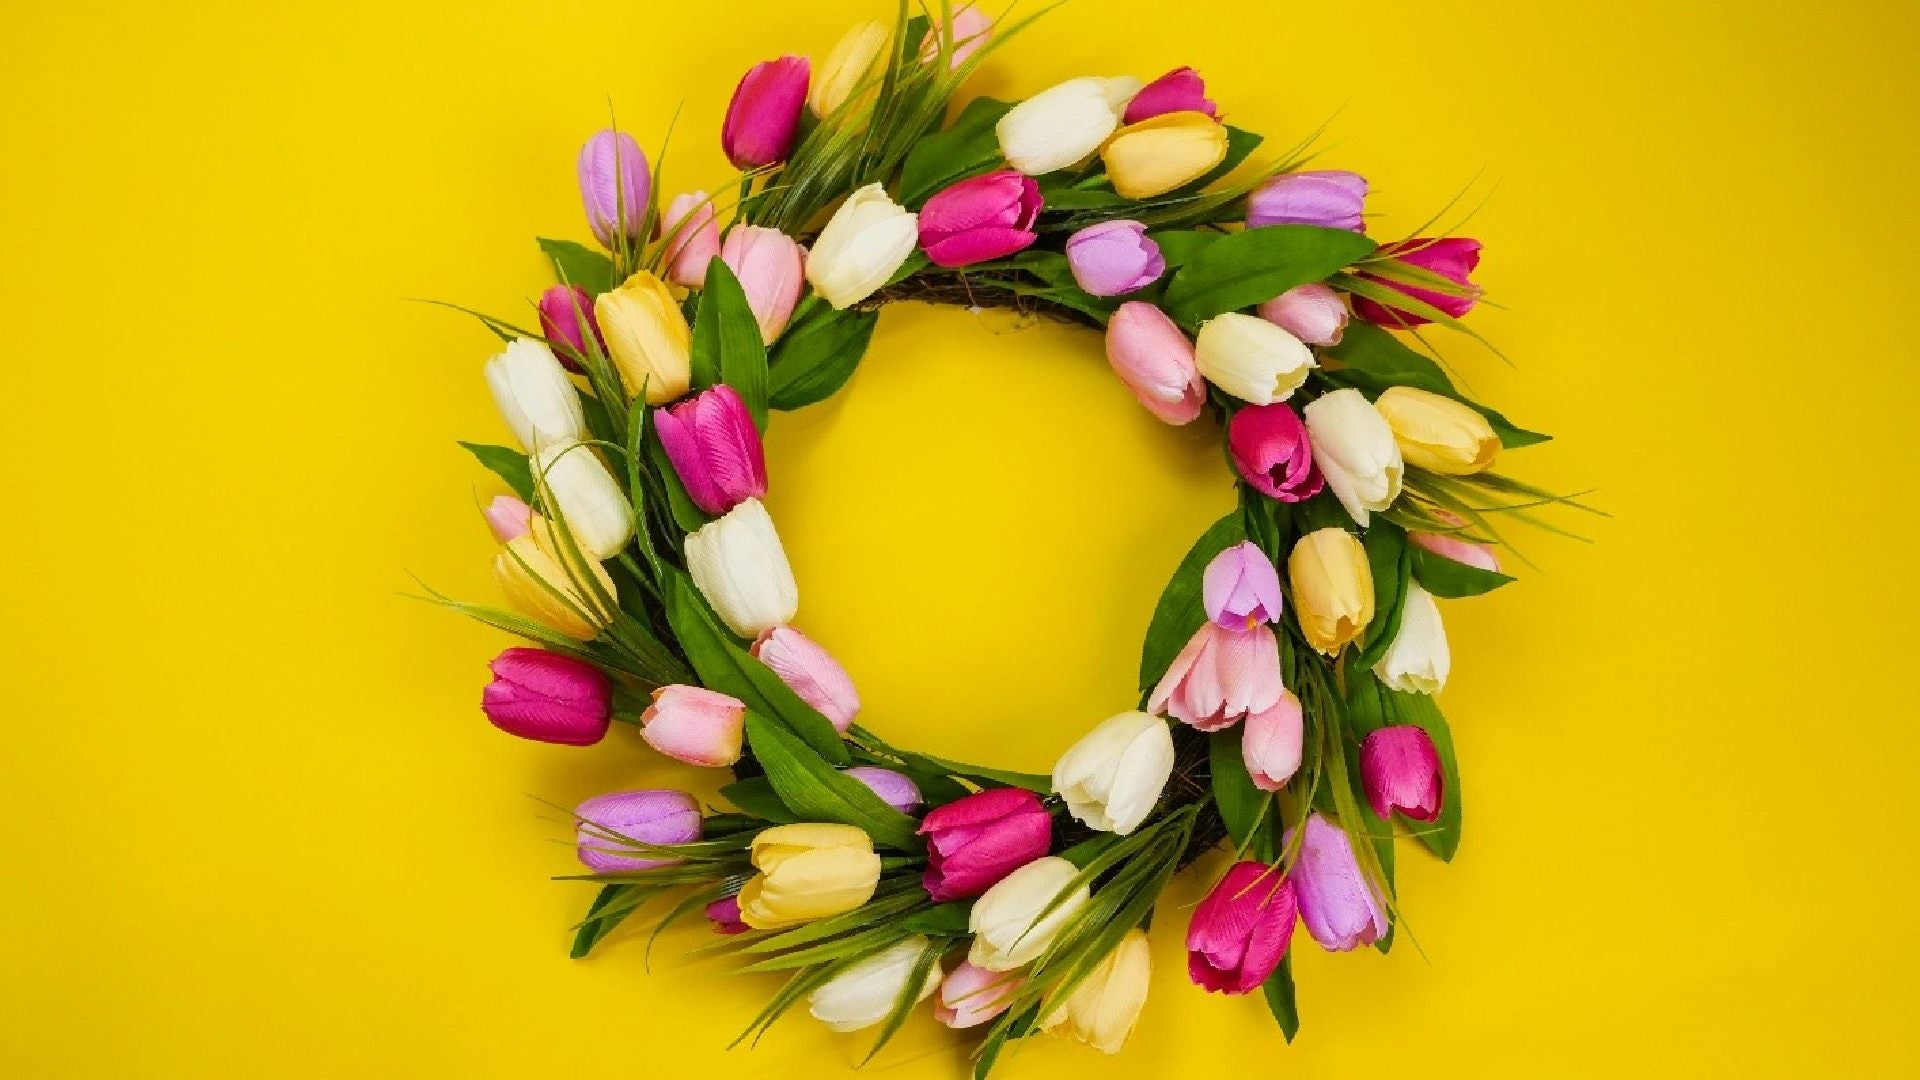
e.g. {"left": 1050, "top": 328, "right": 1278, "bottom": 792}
{"left": 809, "top": 21, "right": 888, "bottom": 118}
{"left": 1288, "top": 527, "right": 1374, "bottom": 655}
{"left": 1042, "top": 928, "right": 1152, "bottom": 1054}
{"left": 737, "top": 823, "right": 882, "bottom": 929}
{"left": 492, "top": 529, "right": 617, "bottom": 641}
{"left": 593, "top": 271, "right": 691, "bottom": 404}
{"left": 1374, "top": 386, "right": 1499, "bottom": 475}
{"left": 1100, "top": 111, "right": 1229, "bottom": 199}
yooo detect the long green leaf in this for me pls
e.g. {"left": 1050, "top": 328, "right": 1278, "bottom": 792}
{"left": 538, "top": 237, "right": 617, "bottom": 295}
{"left": 1208, "top": 726, "right": 1267, "bottom": 853}
{"left": 744, "top": 712, "right": 921, "bottom": 851}
{"left": 457, "top": 441, "right": 533, "bottom": 500}
{"left": 1262, "top": 953, "right": 1300, "bottom": 1040}
{"left": 1409, "top": 544, "right": 1514, "bottom": 597}
{"left": 689, "top": 259, "right": 771, "bottom": 428}
{"left": 898, "top": 96, "right": 1013, "bottom": 205}
{"left": 1161, "top": 225, "right": 1377, "bottom": 327}
{"left": 1321, "top": 321, "right": 1548, "bottom": 448}
{"left": 1353, "top": 522, "right": 1410, "bottom": 670}
{"left": 769, "top": 305, "right": 879, "bottom": 409}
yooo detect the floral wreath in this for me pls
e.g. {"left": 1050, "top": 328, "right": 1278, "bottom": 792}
{"left": 431, "top": 4, "right": 1587, "bottom": 1074}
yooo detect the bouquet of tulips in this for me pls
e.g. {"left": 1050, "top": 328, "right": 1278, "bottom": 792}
{"left": 431, "top": 3, "right": 1587, "bottom": 1073}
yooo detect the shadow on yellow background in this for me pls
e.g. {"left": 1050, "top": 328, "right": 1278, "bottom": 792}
{"left": 3, "top": 0, "right": 1916, "bottom": 1075}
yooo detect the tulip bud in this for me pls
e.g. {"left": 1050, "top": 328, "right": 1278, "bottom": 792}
{"left": 529, "top": 440, "right": 633, "bottom": 561}
{"left": 843, "top": 767, "right": 923, "bottom": 814}
{"left": 804, "top": 183, "right": 919, "bottom": 309}
{"left": 654, "top": 384, "right": 768, "bottom": 517}
{"left": 1354, "top": 238, "right": 1483, "bottom": 327}
{"left": 1187, "top": 861, "right": 1297, "bottom": 994}
{"left": 935, "top": 961, "right": 1023, "bottom": 1029}
{"left": 1040, "top": 928, "right": 1151, "bottom": 1053}
{"left": 1374, "top": 386, "right": 1499, "bottom": 475}
{"left": 537, "top": 285, "right": 604, "bottom": 372}
{"left": 751, "top": 626, "right": 860, "bottom": 731}
{"left": 1051, "top": 712, "right": 1176, "bottom": 835}
{"left": 639, "top": 684, "right": 746, "bottom": 767}
{"left": 1101, "top": 111, "right": 1230, "bottom": 200}
{"left": 705, "top": 894, "right": 749, "bottom": 935}
{"left": 1104, "top": 301, "right": 1205, "bottom": 425}
{"left": 722, "top": 56, "right": 810, "bottom": 169}
{"left": 484, "top": 338, "right": 585, "bottom": 453}
{"left": 919, "top": 787, "right": 1053, "bottom": 902}
{"left": 920, "top": 4, "right": 992, "bottom": 69}
{"left": 661, "top": 192, "right": 721, "bottom": 288}
{"left": 1289, "top": 813, "right": 1389, "bottom": 951}
{"left": 574, "top": 788, "right": 701, "bottom": 872}
{"left": 481, "top": 647, "right": 612, "bottom": 745}
{"left": 738, "top": 823, "right": 883, "bottom": 930}
{"left": 1257, "top": 282, "right": 1348, "bottom": 346}
{"left": 807, "top": 936, "right": 943, "bottom": 1032}
{"left": 1408, "top": 528, "right": 1500, "bottom": 573}
{"left": 917, "top": 170, "right": 1041, "bottom": 268}
{"left": 1372, "top": 583, "right": 1450, "bottom": 695}
{"left": 1361, "top": 725, "right": 1443, "bottom": 822}
{"left": 1246, "top": 170, "right": 1367, "bottom": 232}
{"left": 968, "top": 855, "right": 1089, "bottom": 971}
{"left": 481, "top": 495, "right": 532, "bottom": 543}
{"left": 685, "top": 498, "right": 799, "bottom": 637}
{"left": 1242, "top": 693, "right": 1304, "bottom": 790}
{"left": 1202, "top": 541, "right": 1284, "bottom": 629}
{"left": 578, "top": 130, "right": 652, "bottom": 248}
{"left": 1194, "top": 312, "right": 1315, "bottom": 405}
{"left": 493, "top": 532, "right": 617, "bottom": 640}
{"left": 1148, "top": 621, "right": 1284, "bottom": 731}
{"left": 995, "top": 76, "right": 1137, "bottom": 176}
{"left": 1303, "top": 388, "right": 1403, "bottom": 526}
{"left": 812, "top": 21, "right": 889, "bottom": 118}
{"left": 594, "top": 271, "right": 693, "bottom": 405}
{"left": 1123, "top": 66, "right": 1218, "bottom": 124}
{"left": 1228, "top": 402, "right": 1324, "bottom": 503}
{"left": 720, "top": 225, "right": 807, "bottom": 343}
{"left": 1287, "top": 527, "right": 1374, "bottom": 655}
{"left": 1066, "top": 220, "right": 1165, "bottom": 297}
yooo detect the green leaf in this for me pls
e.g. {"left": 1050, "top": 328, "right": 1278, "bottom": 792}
{"left": 538, "top": 237, "right": 617, "bottom": 296}
{"left": 744, "top": 712, "right": 921, "bottom": 851}
{"left": 571, "top": 884, "right": 642, "bottom": 958}
{"left": 1262, "top": 954, "right": 1300, "bottom": 1041}
{"left": 769, "top": 305, "right": 879, "bottom": 410}
{"left": 1353, "top": 522, "right": 1410, "bottom": 670}
{"left": 1161, "top": 225, "right": 1377, "bottom": 327}
{"left": 898, "top": 96, "right": 1013, "bottom": 205}
{"left": 718, "top": 776, "right": 799, "bottom": 823}
{"left": 457, "top": 441, "right": 533, "bottom": 501}
{"left": 898, "top": 902, "right": 971, "bottom": 935}
{"left": 689, "top": 259, "right": 771, "bottom": 428}
{"left": 1346, "top": 673, "right": 1463, "bottom": 861}
{"left": 1138, "top": 513, "right": 1247, "bottom": 693}
{"left": 1321, "top": 321, "right": 1550, "bottom": 448}
{"left": 1147, "top": 229, "right": 1223, "bottom": 271}
{"left": 1409, "top": 544, "right": 1514, "bottom": 597}
{"left": 1208, "top": 726, "right": 1268, "bottom": 854}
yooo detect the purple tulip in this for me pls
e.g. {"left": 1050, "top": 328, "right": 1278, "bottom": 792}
{"left": 575, "top": 789, "right": 702, "bottom": 872}
{"left": 654, "top": 384, "right": 768, "bottom": 516}
{"left": 1289, "top": 813, "right": 1390, "bottom": 952}
{"left": 1228, "top": 403, "right": 1324, "bottom": 502}
{"left": 705, "top": 894, "right": 749, "bottom": 934}
{"left": 481, "top": 648, "right": 612, "bottom": 745}
{"left": 917, "top": 170, "right": 1041, "bottom": 268}
{"left": 538, "top": 285, "right": 603, "bottom": 373}
{"left": 1246, "top": 170, "right": 1368, "bottom": 232}
{"left": 1360, "top": 726, "right": 1443, "bottom": 822}
{"left": 1066, "top": 220, "right": 1165, "bottom": 296}
{"left": 1123, "top": 67, "right": 1218, "bottom": 124}
{"left": 578, "top": 130, "right": 652, "bottom": 248}
{"left": 1257, "top": 283, "right": 1348, "bottom": 346}
{"left": 722, "top": 56, "right": 810, "bottom": 169}
{"left": 1203, "top": 542, "right": 1284, "bottom": 629}
{"left": 1354, "top": 238, "right": 1483, "bottom": 327}
{"left": 751, "top": 626, "right": 860, "bottom": 731}
{"left": 918, "top": 787, "right": 1053, "bottom": 902}
{"left": 845, "top": 767, "right": 924, "bottom": 814}
{"left": 1187, "top": 860, "right": 1297, "bottom": 994}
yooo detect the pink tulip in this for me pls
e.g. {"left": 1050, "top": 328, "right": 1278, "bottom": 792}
{"left": 1066, "top": 220, "right": 1165, "bottom": 296}
{"left": 481, "top": 648, "right": 611, "bottom": 745}
{"left": 1187, "top": 860, "right": 1297, "bottom": 994}
{"left": 654, "top": 384, "right": 768, "bottom": 516}
{"left": 1289, "top": 813, "right": 1389, "bottom": 952}
{"left": 935, "top": 961, "right": 1024, "bottom": 1028}
{"left": 722, "top": 56, "right": 810, "bottom": 168}
{"left": 481, "top": 495, "right": 532, "bottom": 543}
{"left": 578, "top": 130, "right": 652, "bottom": 248}
{"left": 1246, "top": 170, "right": 1367, "bottom": 232}
{"left": 705, "top": 894, "right": 749, "bottom": 935}
{"left": 921, "top": 4, "right": 992, "bottom": 69}
{"left": 662, "top": 191, "right": 721, "bottom": 288}
{"left": 537, "top": 285, "right": 604, "bottom": 372}
{"left": 750, "top": 626, "right": 860, "bottom": 732}
{"left": 1242, "top": 693, "right": 1304, "bottom": 791}
{"left": 639, "top": 685, "right": 746, "bottom": 767}
{"left": 918, "top": 787, "right": 1053, "bottom": 902}
{"left": 844, "top": 767, "right": 923, "bottom": 813}
{"left": 1354, "top": 238, "right": 1483, "bottom": 327}
{"left": 1257, "top": 283, "right": 1348, "bottom": 346}
{"left": 719, "top": 225, "right": 806, "bottom": 344}
{"left": 1409, "top": 529, "right": 1500, "bottom": 573}
{"left": 1147, "top": 621, "right": 1285, "bottom": 732}
{"left": 1203, "top": 541, "right": 1284, "bottom": 629}
{"left": 1360, "top": 726, "right": 1443, "bottom": 822}
{"left": 1105, "top": 301, "right": 1206, "bottom": 425}
{"left": 917, "top": 170, "right": 1041, "bottom": 268}
{"left": 575, "top": 789, "right": 702, "bottom": 872}
{"left": 1123, "top": 66, "right": 1218, "bottom": 124}
{"left": 1228, "top": 403, "right": 1324, "bottom": 502}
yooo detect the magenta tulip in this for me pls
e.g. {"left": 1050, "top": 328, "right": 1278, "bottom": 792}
{"left": 654, "top": 384, "right": 768, "bottom": 516}
{"left": 662, "top": 191, "right": 721, "bottom": 288}
{"left": 750, "top": 626, "right": 861, "bottom": 732}
{"left": 481, "top": 648, "right": 611, "bottom": 745}
{"left": 639, "top": 685, "right": 746, "bottom": 767}
{"left": 917, "top": 170, "right": 1041, "bottom": 268}
{"left": 722, "top": 56, "right": 810, "bottom": 168}
{"left": 1354, "top": 238, "right": 1483, "bottom": 327}
{"left": 1242, "top": 693, "right": 1304, "bottom": 791}
{"left": 1204, "top": 542, "right": 1284, "bottom": 629}
{"left": 720, "top": 225, "right": 806, "bottom": 344}
{"left": 935, "top": 961, "right": 1024, "bottom": 1028}
{"left": 538, "top": 285, "right": 603, "bottom": 372}
{"left": 575, "top": 789, "right": 702, "bottom": 872}
{"left": 578, "top": 130, "right": 652, "bottom": 248}
{"left": 1257, "top": 282, "right": 1348, "bottom": 346}
{"left": 1066, "top": 220, "right": 1165, "bottom": 296}
{"left": 918, "top": 787, "right": 1053, "bottom": 902}
{"left": 1228, "top": 402, "right": 1324, "bottom": 502}
{"left": 1289, "top": 813, "right": 1389, "bottom": 951}
{"left": 1147, "top": 621, "right": 1285, "bottom": 732}
{"left": 845, "top": 767, "right": 923, "bottom": 814}
{"left": 1187, "top": 860, "right": 1297, "bottom": 994}
{"left": 1409, "top": 529, "right": 1500, "bottom": 573}
{"left": 481, "top": 495, "right": 532, "bottom": 544}
{"left": 1246, "top": 170, "right": 1367, "bottom": 232}
{"left": 705, "top": 894, "right": 749, "bottom": 935}
{"left": 1104, "top": 301, "right": 1205, "bottom": 425}
{"left": 1123, "top": 66, "right": 1218, "bottom": 124}
{"left": 1360, "top": 726, "right": 1443, "bottom": 822}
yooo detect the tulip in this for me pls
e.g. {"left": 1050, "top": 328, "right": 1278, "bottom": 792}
{"left": 1409, "top": 528, "right": 1500, "bottom": 573}
{"left": 995, "top": 76, "right": 1138, "bottom": 176}
{"left": 705, "top": 894, "right": 749, "bottom": 935}
{"left": 917, "top": 170, "right": 1041, "bottom": 268}
{"left": 1050, "top": 712, "right": 1176, "bottom": 835}
{"left": 1066, "top": 220, "right": 1164, "bottom": 297}
{"left": 494, "top": 532, "right": 617, "bottom": 640}
{"left": 1289, "top": 813, "right": 1389, "bottom": 951}
{"left": 1203, "top": 541, "right": 1284, "bottom": 629}
{"left": 654, "top": 384, "right": 768, "bottom": 517}
{"left": 1228, "top": 402, "right": 1324, "bottom": 503}
{"left": 844, "top": 767, "right": 923, "bottom": 814}
{"left": 751, "top": 626, "right": 860, "bottom": 731}
{"left": 1303, "top": 388, "right": 1403, "bottom": 526}
{"left": 1147, "top": 621, "right": 1284, "bottom": 732}
{"left": 480, "top": 647, "right": 611, "bottom": 745}
{"left": 1041, "top": 929, "right": 1151, "bottom": 1053}
{"left": 738, "top": 823, "right": 882, "bottom": 930}
{"left": 1374, "top": 386, "right": 1498, "bottom": 475}
{"left": 661, "top": 192, "right": 721, "bottom": 288}
{"left": 968, "top": 855, "right": 1089, "bottom": 971}
{"left": 722, "top": 56, "right": 810, "bottom": 169}
{"left": 529, "top": 440, "right": 633, "bottom": 561}
{"left": 720, "top": 225, "right": 807, "bottom": 343}
{"left": 919, "top": 787, "right": 1053, "bottom": 902}
{"left": 1187, "top": 861, "right": 1297, "bottom": 994}
{"left": 1257, "top": 282, "right": 1348, "bottom": 346}
{"left": 484, "top": 337, "right": 585, "bottom": 453}
{"left": 1287, "top": 527, "right": 1373, "bottom": 655}
{"left": 805, "top": 183, "right": 919, "bottom": 309}
{"left": 935, "top": 961, "right": 1023, "bottom": 1029}
{"left": 1361, "top": 725, "right": 1443, "bottom": 822}
{"left": 1354, "top": 238, "right": 1483, "bottom": 327}
{"left": 1104, "top": 302, "right": 1205, "bottom": 425}
{"left": 1373, "top": 583, "right": 1450, "bottom": 694}
{"left": 594, "top": 271, "right": 692, "bottom": 405}
{"left": 537, "top": 285, "right": 604, "bottom": 372}
{"left": 920, "top": 4, "right": 991, "bottom": 69}
{"left": 807, "top": 936, "right": 942, "bottom": 1032}
{"left": 638, "top": 684, "right": 746, "bottom": 767}
{"left": 574, "top": 789, "right": 701, "bottom": 872}
{"left": 1194, "top": 312, "right": 1315, "bottom": 405}
{"left": 1242, "top": 693, "right": 1304, "bottom": 790}
{"left": 481, "top": 494, "right": 532, "bottom": 543}
{"left": 1246, "top": 170, "right": 1367, "bottom": 232}
{"left": 685, "top": 498, "right": 799, "bottom": 637}
{"left": 1123, "top": 66, "right": 1218, "bottom": 124}
{"left": 1101, "top": 111, "right": 1230, "bottom": 200}
{"left": 811, "top": 20, "right": 888, "bottom": 118}
{"left": 578, "top": 130, "right": 652, "bottom": 248}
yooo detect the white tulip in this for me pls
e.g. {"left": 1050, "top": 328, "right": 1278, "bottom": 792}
{"left": 805, "top": 183, "right": 919, "bottom": 309}
{"left": 995, "top": 76, "right": 1140, "bottom": 176}
{"left": 807, "top": 935, "right": 942, "bottom": 1032}
{"left": 1373, "top": 583, "right": 1450, "bottom": 694}
{"left": 968, "top": 856, "right": 1090, "bottom": 971}
{"left": 1051, "top": 712, "right": 1175, "bottom": 836}
{"left": 1040, "top": 928, "right": 1151, "bottom": 1054}
{"left": 528, "top": 440, "right": 633, "bottom": 561}
{"left": 1304, "top": 387, "right": 1404, "bottom": 527}
{"left": 685, "top": 497, "right": 799, "bottom": 636}
{"left": 484, "top": 337, "right": 584, "bottom": 452}
{"left": 1193, "top": 313, "right": 1315, "bottom": 405}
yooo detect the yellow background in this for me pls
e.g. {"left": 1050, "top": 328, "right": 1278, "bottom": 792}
{"left": 3, "top": 0, "right": 1916, "bottom": 1075}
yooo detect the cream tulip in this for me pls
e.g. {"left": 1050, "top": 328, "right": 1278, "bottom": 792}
{"left": 1374, "top": 386, "right": 1499, "bottom": 475}
{"left": 1050, "top": 712, "right": 1176, "bottom": 836}
{"left": 1041, "top": 928, "right": 1151, "bottom": 1054}
{"left": 995, "top": 76, "right": 1139, "bottom": 176}
{"left": 483, "top": 337, "right": 584, "bottom": 452}
{"left": 804, "top": 183, "right": 920, "bottom": 309}
{"left": 968, "top": 856, "right": 1090, "bottom": 971}
{"left": 1194, "top": 313, "right": 1315, "bottom": 405}
{"left": 528, "top": 440, "right": 632, "bottom": 561}
{"left": 1100, "top": 111, "right": 1230, "bottom": 199}
{"left": 493, "top": 530, "right": 617, "bottom": 641}
{"left": 806, "top": 936, "right": 942, "bottom": 1032}
{"left": 1287, "top": 527, "right": 1373, "bottom": 656}
{"left": 1373, "top": 583, "right": 1450, "bottom": 694}
{"left": 684, "top": 498, "right": 799, "bottom": 636}
{"left": 738, "top": 823, "right": 882, "bottom": 930}
{"left": 809, "top": 20, "right": 888, "bottom": 118}
{"left": 593, "top": 270, "right": 692, "bottom": 404}
{"left": 1303, "top": 388, "right": 1404, "bottom": 526}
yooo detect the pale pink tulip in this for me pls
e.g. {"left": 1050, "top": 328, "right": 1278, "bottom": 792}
{"left": 481, "top": 495, "right": 532, "bottom": 543}
{"left": 720, "top": 225, "right": 806, "bottom": 343}
{"left": 640, "top": 685, "right": 746, "bottom": 766}
{"left": 935, "top": 961, "right": 1024, "bottom": 1028}
{"left": 1409, "top": 529, "right": 1500, "bottom": 573}
{"left": 1105, "top": 301, "right": 1205, "bottom": 425}
{"left": 662, "top": 192, "right": 721, "bottom": 288}
{"left": 750, "top": 626, "right": 861, "bottom": 732}
{"left": 1241, "top": 693, "right": 1304, "bottom": 791}
{"left": 1147, "top": 621, "right": 1284, "bottom": 731}
{"left": 920, "top": 4, "right": 992, "bottom": 69}
{"left": 1257, "top": 283, "right": 1348, "bottom": 346}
